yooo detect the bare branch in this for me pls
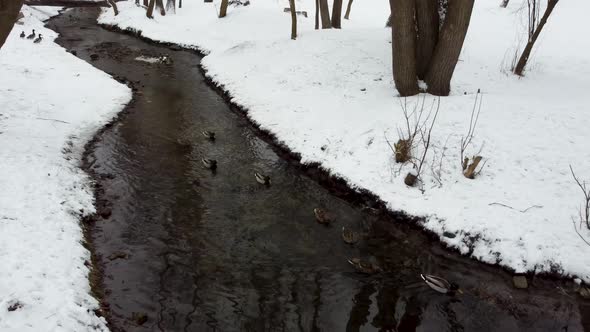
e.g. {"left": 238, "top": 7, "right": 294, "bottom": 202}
{"left": 488, "top": 202, "right": 543, "bottom": 213}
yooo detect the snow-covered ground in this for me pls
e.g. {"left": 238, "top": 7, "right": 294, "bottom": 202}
{"left": 0, "top": 6, "right": 131, "bottom": 331}
{"left": 99, "top": 0, "right": 590, "bottom": 282}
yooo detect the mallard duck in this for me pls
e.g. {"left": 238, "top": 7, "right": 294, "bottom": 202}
{"left": 420, "top": 274, "right": 461, "bottom": 295}
{"left": 20, "top": 31, "right": 25, "bottom": 38}
{"left": 313, "top": 208, "right": 334, "bottom": 225}
{"left": 33, "top": 34, "right": 42, "bottom": 44}
{"left": 361, "top": 205, "right": 382, "bottom": 216}
{"left": 348, "top": 258, "right": 381, "bottom": 275}
{"left": 26, "top": 29, "right": 35, "bottom": 39}
{"left": 342, "top": 226, "right": 359, "bottom": 244}
{"left": 254, "top": 172, "right": 271, "bottom": 185}
{"left": 202, "top": 158, "right": 217, "bottom": 170}
{"left": 202, "top": 131, "right": 215, "bottom": 141}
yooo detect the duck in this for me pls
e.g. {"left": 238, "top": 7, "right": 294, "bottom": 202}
{"left": 20, "top": 31, "right": 25, "bottom": 38}
{"left": 202, "top": 131, "right": 215, "bottom": 141}
{"left": 313, "top": 208, "right": 334, "bottom": 225}
{"left": 420, "top": 274, "right": 462, "bottom": 295}
{"left": 341, "top": 226, "right": 359, "bottom": 244}
{"left": 348, "top": 258, "right": 381, "bottom": 275}
{"left": 201, "top": 158, "right": 217, "bottom": 170}
{"left": 33, "top": 34, "right": 42, "bottom": 44}
{"left": 26, "top": 29, "right": 36, "bottom": 39}
{"left": 254, "top": 172, "right": 271, "bottom": 185}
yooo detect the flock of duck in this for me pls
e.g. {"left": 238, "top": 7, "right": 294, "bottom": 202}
{"left": 198, "top": 130, "right": 460, "bottom": 295}
{"left": 19, "top": 29, "right": 43, "bottom": 43}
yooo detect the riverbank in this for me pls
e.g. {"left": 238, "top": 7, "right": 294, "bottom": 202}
{"left": 50, "top": 7, "right": 590, "bottom": 330}
{"left": 0, "top": 6, "right": 131, "bottom": 330}
{"left": 98, "top": 0, "right": 590, "bottom": 281}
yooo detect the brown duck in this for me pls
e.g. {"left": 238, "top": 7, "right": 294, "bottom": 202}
{"left": 348, "top": 258, "right": 381, "bottom": 275}
{"left": 341, "top": 226, "right": 359, "bottom": 244}
{"left": 314, "top": 208, "right": 335, "bottom": 225}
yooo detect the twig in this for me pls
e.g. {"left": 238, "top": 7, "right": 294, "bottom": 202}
{"left": 416, "top": 97, "right": 440, "bottom": 178}
{"left": 460, "top": 90, "right": 483, "bottom": 167}
{"left": 488, "top": 202, "right": 543, "bottom": 213}
{"left": 569, "top": 165, "right": 590, "bottom": 228}
{"left": 572, "top": 217, "right": 590, "bottom": 246}
{"left": 36, "top": 117, "right": 70, "bottom": 124}
{"left": 383, "top": 133, "right": 396, "bottom": 156}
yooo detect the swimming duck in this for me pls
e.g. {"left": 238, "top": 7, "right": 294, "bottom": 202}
{"left": 313, "top": 208, "right": 334, "bottom": 225}
{"left": 26, "top": 29, "right": 35, "bottom": 39}
{"left": 341, "top": 226, "right": 359, "bottom": 244}
{"left": 202, "top": 131, "right": 215, "bottom": 141}
{"left": 33, "top": 34, "right": 42, "bottom": 44}
{"left": 420, "top": 274, "right": 462, "bottom": 295}
{"left": 202, "top": 158, "right": 217, "bottom": 170}
{"left": 20, "top": 31, "right": 25, "bottom": 38}
{"left": 254, "top": 172, "right": 271, "bottom": 185}
{"left": 348, "top": 258, "right": 381, "bottom": 275}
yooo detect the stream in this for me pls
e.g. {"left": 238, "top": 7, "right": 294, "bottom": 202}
{"left": 48, "top": 8, "right": 589, "bottom": 332}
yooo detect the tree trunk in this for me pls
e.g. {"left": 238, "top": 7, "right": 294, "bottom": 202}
{"left": 106, "top": 0, "right": 118, "bottom": 15}
{"left": 343, "top": 0, "right": 352, "bottom": 19}
{"left": 146, "top": 0, "right": 155, "bottom": 18}
{"left": 178, "top": 0, "right": 181, "bottom": 8}
{"left": 289, "top": 0, "right": 296, "bottom": 39}
{"left": 143, "top": 0, "right": 148, "bottom": 7}
{"left": 0, "top": 0, "right": 24, "bottom": 51}
{"left": 219, "top": 0, "right": 228, "bottom": 17}
{"left": 514, "top": 0, "right": 558, "bottom": 76}
{"left": 165, "top": 0, "right": 175, "bottom": 14}
{"left": 390, "top": 0, "right": 419, "bottom": 96}
{"left": 424, "top": 0, "right": 474, "bottom": 96}
{"left": 331, "top": 0, "right": 342, "bottom": 28}
{"left": 500, "top": 0, "right": 509, "bottom": 8}
{"left": 314, "top": 0, "right": 319, "bottom": 29}
{"left": 415, "top": 0, "right": 438, "bottom": 79}
{"left": 155, "top": 0, "right": 165, "bottom": 15}
{"left": 318, "top": 0, "right": 331, "bottom": 29}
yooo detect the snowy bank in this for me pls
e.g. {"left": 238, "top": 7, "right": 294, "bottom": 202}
{"left": 99, "top": 0, "right": 590, "bottom": 281}
{"left": 0, "top": 6, "right": 131, "bottom": 331}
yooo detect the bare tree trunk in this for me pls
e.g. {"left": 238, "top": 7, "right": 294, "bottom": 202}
{"left": 319, "top": 0, "right": 331, "bottom": 29}
{"left": 219, "top": 0, "right": 228, "bottom": 17}
{"left": 289, "top": 0, "right": 296, "bottom": 39}
{"left": 514, "top": 0, "right": 558, "bottom": 76}
{"left": 424, "top": 0, "right": 474, "bottom": 96}
{"left": 146, "top": 0, "right": 155, "bottom": 18}
{"left": 390, "top": 0, "right": 419, "bottom": 96}
{"left": 155, "top": 0, "right": 165, "bottom": 15}
{"left": 500, "top": 0, "right": 509, "bottom": 8}
{"left": 315, "top": 0, "right": 319, "bottom": 29}
{"left": 0, "top": 0, "right": 24, "bottom": 51}
{"left": 331, "top": 0, "right": 342, "bottom": 28}
{"left": 143, "top": 0, "right": 148, "bottom": 6}
{"left": 178, "top": 0, "right": 181, "bottom": 8}
{"left": 343, "top": 0, "right": 352, "bottom": 19}
{"left": 106, "top": 0, "right": 118, "bottom": 15}
{"left": 415, "top": 0, "right": 438, "bottom": 79}
{"left": 165, "top": 0, "right": 175, "bottom": 14}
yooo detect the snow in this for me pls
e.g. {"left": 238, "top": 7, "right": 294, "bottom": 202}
{"left": 98, "top": 0, "right": 590, "bottom": 281}
{"left": 0, "top": 6, "right": 131, "bottom": 331}
{"left": 134, "top": 55, "right": 160, "bottom": 63}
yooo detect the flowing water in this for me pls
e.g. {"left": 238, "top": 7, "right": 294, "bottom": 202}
{"left": 48, "top": 8, "right": 589, "bottom": 332}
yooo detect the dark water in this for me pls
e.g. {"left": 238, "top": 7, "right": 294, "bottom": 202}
{"left": 48, "top": 8, "right": 589, "bottom": 332}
